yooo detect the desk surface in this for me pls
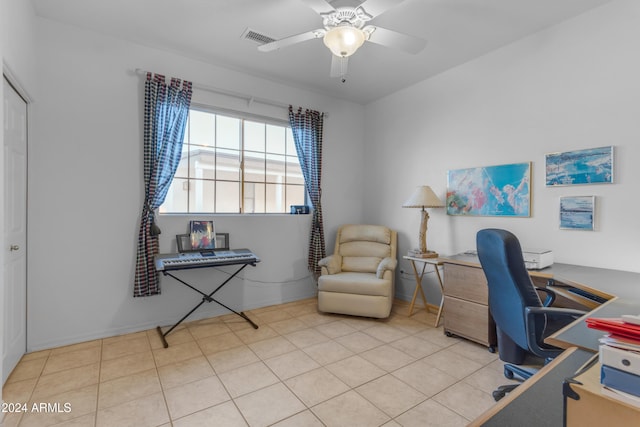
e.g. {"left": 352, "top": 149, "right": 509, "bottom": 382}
{"left": 547, "top": 297, "right": 640, "bottom": 351}
{"left": 403, "top": 255, "right": 442, "bottom": 264}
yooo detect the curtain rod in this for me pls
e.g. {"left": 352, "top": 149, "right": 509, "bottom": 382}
{"left": 134, "top": 68, "right": 323, "bottom": 114}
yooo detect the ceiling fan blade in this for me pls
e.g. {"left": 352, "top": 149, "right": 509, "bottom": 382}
{"left": 258, "top": 30, "right": 324, "bottom": 52}
{"left": 359, "top": 0, "right": 406, "bottom": 18}
{"left": 298, "top": 0, "right": 336, "bottom": 15}
{"left": 330, "top": 55, "right": 349, "bottom": 79}
{"left": 366, "top": 26, "right": 426, "bottom": 54}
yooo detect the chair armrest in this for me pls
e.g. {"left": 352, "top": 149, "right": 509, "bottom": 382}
{"left": 526, "top": 306, "right": 587, "bottom": 320}
{"left": 535, "top": 287, "right": 557, "bottom": 307}
{"left": 524, "top": 306, "right": 588, "bottom": 357}
{"left": 318, "top": 255, "right": 342, "bottom": 275}
{"left": 376, "top": 257, "right": 398, "bottom": 279}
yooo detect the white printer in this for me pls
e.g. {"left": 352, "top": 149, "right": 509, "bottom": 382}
{"left": 522, "top": 248, "right": 553, "bottom": 270}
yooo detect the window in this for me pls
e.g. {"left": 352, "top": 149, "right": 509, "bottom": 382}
{"left": 160, "top": 108, "right": 306, "bottom": 214}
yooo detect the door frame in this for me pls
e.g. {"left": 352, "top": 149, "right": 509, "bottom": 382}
{"left": 2, "top": 63, "right": 33, "bottom": 383}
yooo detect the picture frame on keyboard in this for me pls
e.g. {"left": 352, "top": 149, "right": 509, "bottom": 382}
{"left": 215, "top": 233, "right": 229, "bottom": 250}
{"left": 177, "top": 232, "right": 229, "bottom": 252}
{"left": 176, "top": 234, "right": 192, "bottom": 253}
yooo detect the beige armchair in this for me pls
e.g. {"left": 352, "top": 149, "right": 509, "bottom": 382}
{"left": 317, "top": 224, "right": 398, "bottom": 318}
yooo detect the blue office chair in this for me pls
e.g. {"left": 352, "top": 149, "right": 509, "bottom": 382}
{"left": 476, "top": 228, "right": 586, "bottom": 401}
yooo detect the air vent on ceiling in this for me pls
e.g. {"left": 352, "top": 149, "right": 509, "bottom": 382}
{"left": 241, "top": 28, "right": 276, "bottom": 45}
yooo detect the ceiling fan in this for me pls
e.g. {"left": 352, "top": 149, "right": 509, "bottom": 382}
{"left": 258, "top": 0, "right": 426, "bottom": 81}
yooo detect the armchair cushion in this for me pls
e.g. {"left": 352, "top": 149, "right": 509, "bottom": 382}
{"left": 319, "top": 272, "right": 391, "bottom": 297}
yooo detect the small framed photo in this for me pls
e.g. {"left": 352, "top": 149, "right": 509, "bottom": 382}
{"left": 215, "top": 233, "right": 229, "bottom": 250}
{"left": 190, "top": 220, "right": 216, "bottom": 250}
{"left": 177, "top": 232, "right": 229, "bottom": 252}
{"left": 560, "top": 196, "right": 595, "bottom": 230}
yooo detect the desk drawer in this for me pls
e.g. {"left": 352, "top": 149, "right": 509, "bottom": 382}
{"left": 443, "top": 296, "right": 495, "bottom": 347}
{"left": 443, "top": 263, "right": 488, "bottom": 304}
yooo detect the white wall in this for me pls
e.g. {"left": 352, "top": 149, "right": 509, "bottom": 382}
{"left": 364, "top": 0, "right": 640, "bottom": 303}
{"left": 28, "top": 18, "right": 365, "bottom": 351}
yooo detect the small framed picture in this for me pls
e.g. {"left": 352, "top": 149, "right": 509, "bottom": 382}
{"left": 215, "top": 233, "right": 230, "bottom": 250}
{"left": 177, "top": 232, "right": 229, "bottom": 252}
{"left": 560, "top": 196, "right": 595, "bottom": 230}
{"left": 176, "top": 234, "right": 191, "bottom": 252}
{"left": 190, "top": 220, "right": 216, "bottom": 250}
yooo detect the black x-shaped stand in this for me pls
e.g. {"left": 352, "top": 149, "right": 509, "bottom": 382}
{"left": 156, "top": 263, "right": 258, "bottom": 348}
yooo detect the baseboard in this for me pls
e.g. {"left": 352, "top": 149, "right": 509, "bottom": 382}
{"left": 393, "top": 297, "right": 440, "bottom": 313}
{"left": 27, "top": 290, "right": 318, "bottom": 352}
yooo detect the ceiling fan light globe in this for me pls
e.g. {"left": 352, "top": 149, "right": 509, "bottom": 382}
{"left": 323, "top": 26, "right": 365, "bottom": 57}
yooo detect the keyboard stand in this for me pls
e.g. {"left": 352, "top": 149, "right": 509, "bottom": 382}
{"left": 156, "top": 262, "right": 259, "bottom": 348}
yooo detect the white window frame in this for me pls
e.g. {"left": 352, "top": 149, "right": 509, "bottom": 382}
{"left": 160, "top": 106, "right": 307, "bottom": 214}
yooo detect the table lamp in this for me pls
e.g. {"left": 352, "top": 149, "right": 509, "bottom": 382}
{"left": 402, "top": 186, "right": 444, "bottom": 258}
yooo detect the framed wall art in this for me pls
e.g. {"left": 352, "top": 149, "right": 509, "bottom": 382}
{"left": 559, "top": 196, "right": 595, "bottom": 230}
{"left": 446, "top": 162, "right": 531, "bottom": 217}
{"left": 545, "top": 146, "right": 613, "bottom": 186}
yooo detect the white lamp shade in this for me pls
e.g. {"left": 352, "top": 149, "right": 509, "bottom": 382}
{"left": 402, "top": 186, "right": 444, "bottom": 208}
{"left": 323, "top": 26, "right": 366, "bottom": 57}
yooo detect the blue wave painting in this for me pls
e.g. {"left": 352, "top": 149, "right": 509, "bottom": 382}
{"left": 546, "top": 146, "right": 613, "bottom": 186}
{"left": 560, "top": 196, "right": 594, "bottom": 230}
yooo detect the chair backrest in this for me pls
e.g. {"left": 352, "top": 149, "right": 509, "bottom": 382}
{"left": 335, "top": 224, "right": 396, "bottom": 273}
{"left": 476, "top": 228, "right": 543, "bottom": 352}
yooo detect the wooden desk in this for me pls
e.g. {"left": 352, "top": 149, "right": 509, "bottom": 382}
{"left": 470, "top": 347, "right": 594, "bottom": 427}
{"left": 450, "top": 253, "right": 640, "bottom": 426}
{"left": 474, "top": 297, "right": 640, "bottom": 426}
{"left": 403, "top": 256, "right": 444, "bottom": 326}
{"left": 437, "top": 254, "right": 636, "bottom": 349}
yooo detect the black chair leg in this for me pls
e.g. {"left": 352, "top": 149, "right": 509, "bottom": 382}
{"left": 492, "top": 363, "right": 536, "bottom": 402}
{"left": 492, "top": 384, "right": 519, "bottom": 401}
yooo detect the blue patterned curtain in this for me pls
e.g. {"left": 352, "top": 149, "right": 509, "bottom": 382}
{"left": 288, "top": 106, "right": 326, "bottom": 279}
{"left": 134, "top": 73, "right": 192, "bottom": 297}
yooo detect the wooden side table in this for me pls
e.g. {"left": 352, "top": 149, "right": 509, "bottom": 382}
{"left": 403, "top": 255, "right": 445, "bottom": 327}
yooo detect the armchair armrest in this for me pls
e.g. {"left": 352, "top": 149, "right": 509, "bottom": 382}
{"left": 318, "top": 255, "right": 342, "bottom": 275}
{"left": 376, "top": 257, "right": 398, "bottom": 279}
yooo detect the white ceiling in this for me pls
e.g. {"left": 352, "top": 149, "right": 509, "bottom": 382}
{"left": 31, "top": 0, "right": 612, "bottom": 104}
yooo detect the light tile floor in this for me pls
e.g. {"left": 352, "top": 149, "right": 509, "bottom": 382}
{"left": 2, "top": 299, "right": 518, "bottom": 427}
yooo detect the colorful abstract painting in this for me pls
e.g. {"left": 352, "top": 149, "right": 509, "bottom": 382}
{"left": 545, "top": 146, "right": 613, "bottom": 186}
{"left": 447, "top": 162, "right": 531, "bottom": 217}
{"left": 560, "top": 196, "right": 595, "bottom": 230}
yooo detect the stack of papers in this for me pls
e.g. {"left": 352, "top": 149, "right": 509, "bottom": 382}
{"left": 588, "top": 317, "right": 640, "bottom": 406}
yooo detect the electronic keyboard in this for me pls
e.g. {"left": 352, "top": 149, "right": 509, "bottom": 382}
{"left": 155, "top": 249, "right": 260, "bottom": 271}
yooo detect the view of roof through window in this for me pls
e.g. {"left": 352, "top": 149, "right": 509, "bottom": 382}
{"left": 160, "top": 109, "right": 306, "bottom": 213}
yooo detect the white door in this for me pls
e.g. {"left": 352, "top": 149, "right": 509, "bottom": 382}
{"left": 3, "top": 77, "right": 28, "bottom": 384}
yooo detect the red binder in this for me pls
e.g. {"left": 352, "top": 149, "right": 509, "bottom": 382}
{"left": 586, "top": 318, "right": 640, "bottom": 342}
